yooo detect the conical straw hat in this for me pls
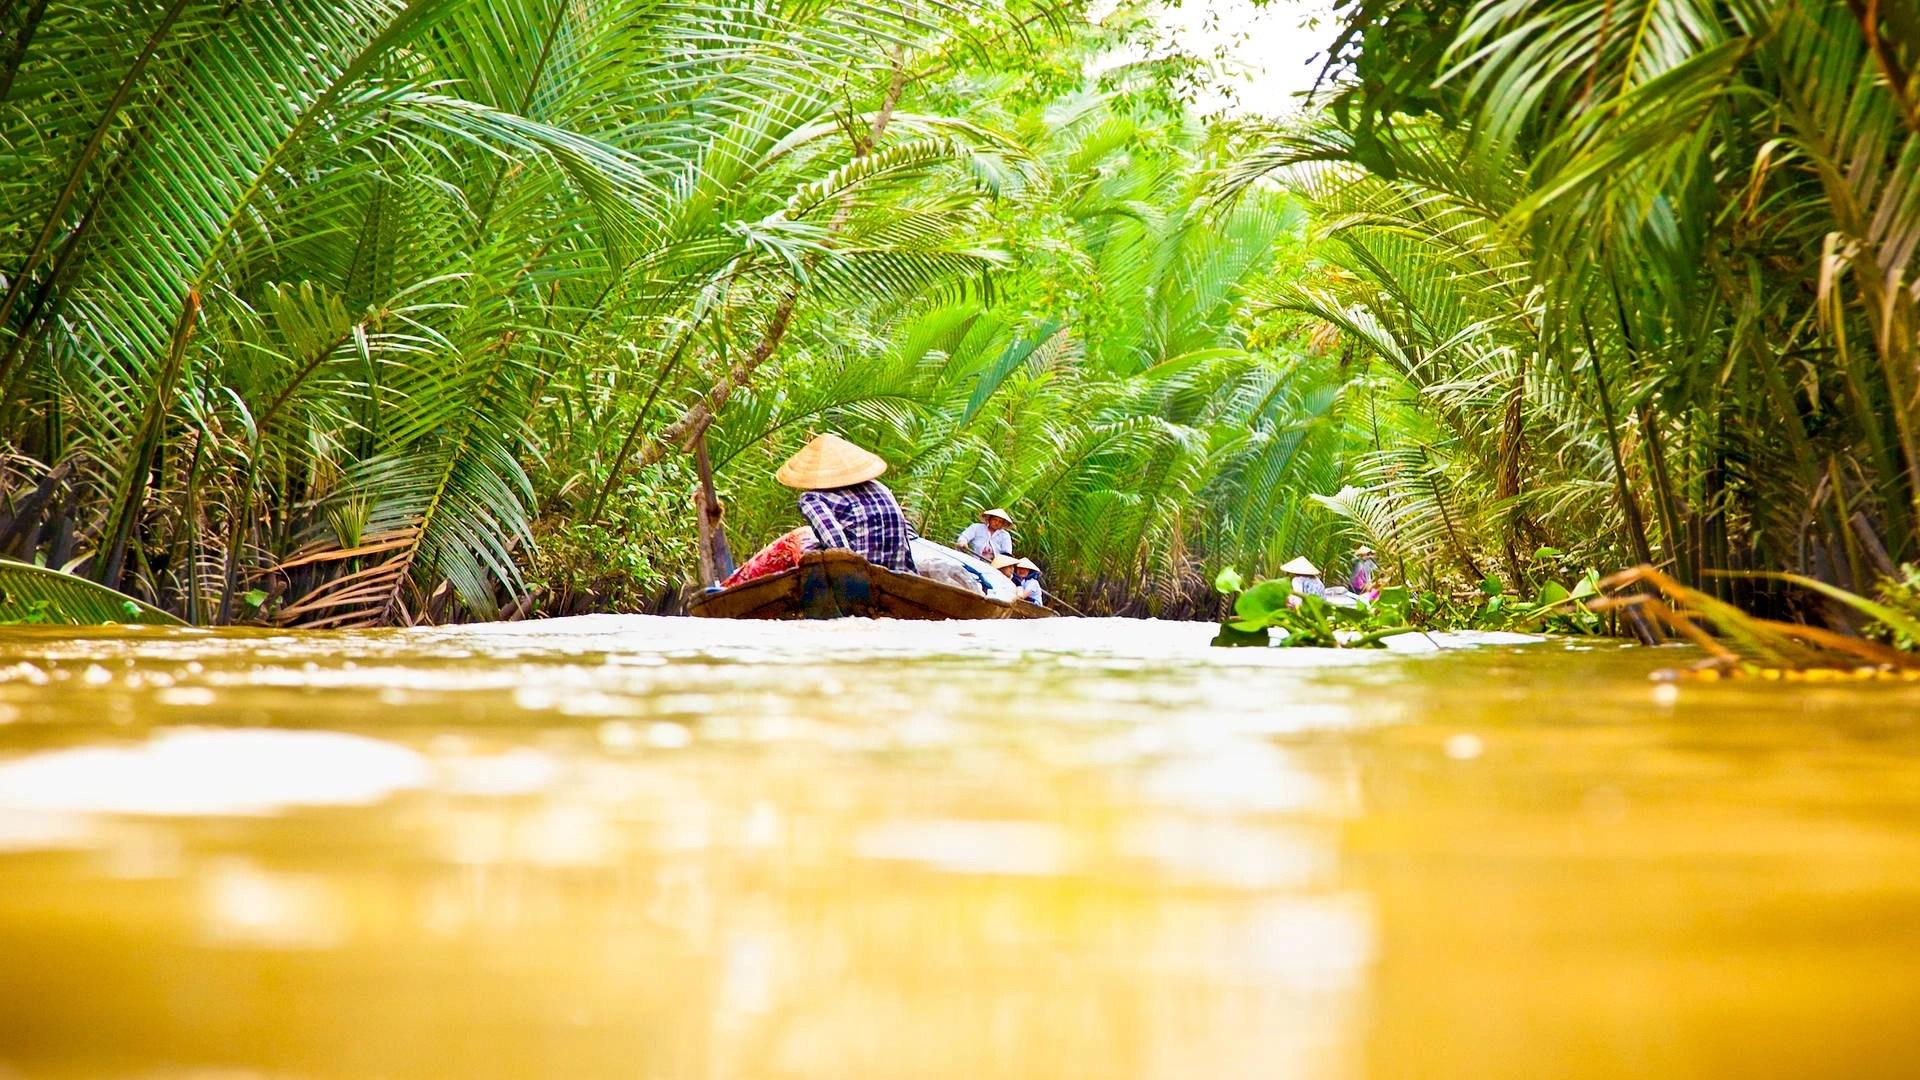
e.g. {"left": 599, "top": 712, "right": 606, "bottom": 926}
{"left": 776, "top": 433, "right": 887, "bottom": 490}
{"left": 990, "top": 554, "right": 1018, "bottom": 570}
{"left": 1279, "top": 556, "right": 1320, "bottom": 576}
{"left": 1013, "top": 558, "right": 1040, "bottom": 572}
{"left": 980, "top": 507, "right": 1014, "bottom": 525}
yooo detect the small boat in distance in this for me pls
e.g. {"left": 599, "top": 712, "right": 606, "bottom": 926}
{"left": 686, "top": 550, "right": 1054, "bottom": 621}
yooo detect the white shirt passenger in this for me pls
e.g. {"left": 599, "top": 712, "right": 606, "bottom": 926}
{"left": 956, "top": 521, "right": 1013, "bottom": 560}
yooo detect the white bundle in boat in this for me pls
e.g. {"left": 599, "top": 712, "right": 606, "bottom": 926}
{"left": 909, "top": 537, "right": 1017, "bottom": 600}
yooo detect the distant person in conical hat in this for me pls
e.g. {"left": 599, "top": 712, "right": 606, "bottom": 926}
{"left": 722, "top": 433, "right": 916, "bottom": 587}
{"left": 1006, "top": 556, "right": 1044, "bottom": 607}
{"left": 1348, "top": 545, "right": 1379, "bottom": 595}
{"left": 956, "top": 506, "right": 1014, "bottom": 561}
{"left": 1280, "top": 555, "right": 1326, "bottom": 606}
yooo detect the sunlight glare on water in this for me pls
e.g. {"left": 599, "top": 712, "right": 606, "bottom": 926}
{"left": 0, "top": 615, "right": 1918, "bottom": 1078}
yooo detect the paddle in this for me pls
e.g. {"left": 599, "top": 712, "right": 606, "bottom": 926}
{"left": 691, "top": 429, "right": 735, "bottom": 584}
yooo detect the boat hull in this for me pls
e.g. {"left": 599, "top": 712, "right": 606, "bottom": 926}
{"left": 686, "top": 550, "right": 1054, "bottom": 621}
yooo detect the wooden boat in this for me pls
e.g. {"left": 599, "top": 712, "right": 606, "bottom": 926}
{"left": 686, "top": 549, "right": 1054, "bottom": 621}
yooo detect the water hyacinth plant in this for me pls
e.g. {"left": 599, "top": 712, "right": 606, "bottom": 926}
{"left": 1209, "top": 566, "right": 1415, "bottom": 648}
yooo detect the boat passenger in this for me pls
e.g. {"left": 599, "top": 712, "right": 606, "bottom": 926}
{"left": 721, "top": 433, "right": 915, "bottom": 587}
{"left": 1349, "top": 545, "right": 1379, "bottom": 594}
{"left": 1280, "top": 555, "right": 1326, "bottom": 606}
{"left": 956, "top": 507, "right": 1014, "bottom": 561}
{"left": 1005, "top": 556, "right": 1044, "bottom": 606}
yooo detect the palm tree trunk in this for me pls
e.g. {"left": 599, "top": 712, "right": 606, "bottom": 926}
{"left": 1639, "top": 402, "right": 1686, "bottom": 578}
{"left": 1580, "top": 312, "right": 1656, "bottom": 567}
{"left": 1496, "top": 376, "right": 1526, "bottom": 585}
{"left": 99, "top": 288, "right": 200, "bottom": 588}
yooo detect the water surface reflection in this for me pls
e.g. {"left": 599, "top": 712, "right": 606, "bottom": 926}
{"left": 0, "top": 616, "right": 1916, "bottom": 1078}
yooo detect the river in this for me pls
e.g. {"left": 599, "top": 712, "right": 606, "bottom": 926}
{"left": 0, "top": 616, "right": 1916, "bottom": 1078}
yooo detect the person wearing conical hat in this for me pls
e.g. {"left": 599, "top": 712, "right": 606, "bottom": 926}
{"left": 785, "top": 433, "right": 918, "bottom": 569}
{"left": 723, "top": 433, "right": 917, "bottom": 586}
{"left": 1348, "top": 545, "right": 1379, "bottom": 595}
{"left": 956, "top": 506, "right": 1014, "bottom": 561}
{"left": 1280, "top": 555, "right": 1326, "bottom": 606}
{"left": 990, "top": 554, "right": 1043, "bottom": 606}
{"left": 1006, "top": 556, "right": 1044, "bottom": 606}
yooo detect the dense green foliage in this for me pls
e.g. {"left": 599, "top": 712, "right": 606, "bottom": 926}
{"left": 703, "top": 93, "right": 1350, "bottom": 614}
{"left": 1, "top": 0, "right": 1352, "bottom": 623}
{"left": 7, "top": 0, "right": 1915, "bottom": 629}
{"left": 1235, "top": 0, "right": 1920, "bottom": 620}
{"left": 6, "top": 0, "right": 1044, "bottom": 623}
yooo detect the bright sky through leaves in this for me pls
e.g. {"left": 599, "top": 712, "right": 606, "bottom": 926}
{"left": 1134, "top": 0, "right": 1338, "bottom": 117}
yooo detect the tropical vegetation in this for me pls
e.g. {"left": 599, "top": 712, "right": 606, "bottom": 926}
{"left": 4, "top": 0, "right": 1919, "bottom": 639}
{"left": 2, "top": 0, "right": 1357, "bottom": 623}
{"left": 1224, "top": 0, "right": 1920, "bottom": 629}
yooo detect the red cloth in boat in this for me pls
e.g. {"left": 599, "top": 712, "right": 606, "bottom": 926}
{"left": 722, "top": 527, "right": 817, "bottom": 588}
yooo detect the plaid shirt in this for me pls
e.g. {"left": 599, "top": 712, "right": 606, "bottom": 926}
{"left": 799, "top": 480, "right": 916, "bottom": 574}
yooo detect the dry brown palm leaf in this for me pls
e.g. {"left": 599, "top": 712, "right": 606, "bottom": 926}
{"left": 264, "top": 527, "right": 420, "bottom": 576}
{"left": 274, "top": 554, "right": 414, "bottom": 628}
{"left": 1591, "top": 565, "right": 1920, "bottom": 677}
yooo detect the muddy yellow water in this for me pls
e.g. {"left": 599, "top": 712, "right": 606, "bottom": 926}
{"left": 0, "top": 617, "right": 1916, "bottom": 1079}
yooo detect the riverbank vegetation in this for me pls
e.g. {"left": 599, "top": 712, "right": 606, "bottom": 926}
{"left": 1232, "top": 0, "right": 1920, "bottom": 632}
{"left": 4, "top": 0, "right": 1919, "bottom": 640}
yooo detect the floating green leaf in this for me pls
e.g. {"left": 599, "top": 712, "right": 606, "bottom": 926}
{"left": 1230, "top": 579, "right": 1295, "bottom": 631}
{"left": 1210, "top": 623, "right": 1270, "bottom": 647}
